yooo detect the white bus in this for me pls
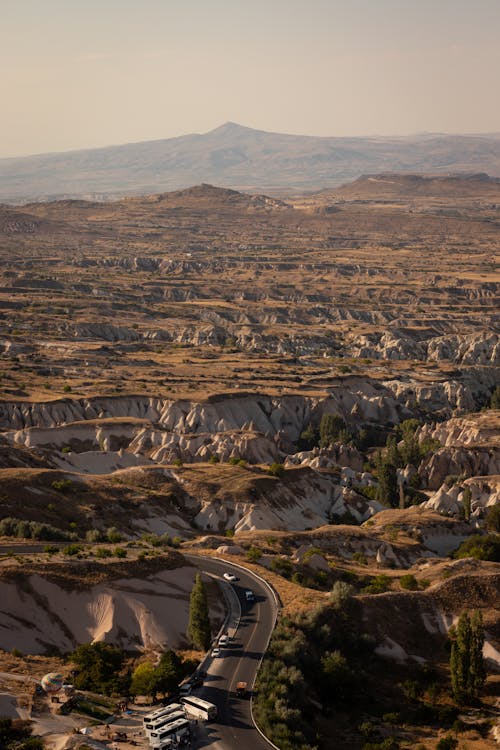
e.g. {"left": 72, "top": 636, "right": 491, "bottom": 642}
{"left": 181, "top": 695, "right": 217, "bottom": 721}
{"left": 149, "top": 717, "right": 190, "bottom": 748}
{"left": 145, "top": 710, "right": 186, "bottom": 737}
{"left": 142, "top": 703, "right": 183, "bottom": 728}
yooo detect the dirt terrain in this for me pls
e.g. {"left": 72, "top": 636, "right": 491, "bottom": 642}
{"left": 0, "top": 173, "right": 498, "bottom": 749}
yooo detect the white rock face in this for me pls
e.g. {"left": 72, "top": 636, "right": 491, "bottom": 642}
{"left": 349, "top": 330, "right": 499, "bottom": 365}
{"left": 0, "top": 566, "right": 221, "bottom": 655}
{"left": 423, "top": 476, "right": 500, "bottom": 516}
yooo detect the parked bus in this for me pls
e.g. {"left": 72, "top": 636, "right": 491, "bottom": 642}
{"left": 145, "top": 710, "right": 186, "bottom": 737}
{"left": 149, "top": 717, "right": 190, "bottom": 748}
{"left": 142, "top": 703, "right": 183, "bottom": 728}
{"left": 181, "top": 695, "right": 217, "bottom": 721}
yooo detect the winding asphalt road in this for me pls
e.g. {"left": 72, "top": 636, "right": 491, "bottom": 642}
{"left": 186, "top": 555, "right": 278, "bottom": 750}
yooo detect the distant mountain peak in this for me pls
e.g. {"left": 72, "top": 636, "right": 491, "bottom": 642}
{"left": 208, "top": 121, "right": 255, "bottom": 136}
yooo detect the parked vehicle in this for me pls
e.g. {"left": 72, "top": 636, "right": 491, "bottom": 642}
{"left": 211, "top": 646, "right": 221, "bottom": 657}
{"left": 218, "top": 634, "right": 230, "bottom": 647}
{"left": 149, "top": 717, "right": 190, "bottom": 748}
{"left": 143, "top": 703, "right": 183, "bottom": 729}
{"left": 223, "top": 572, "right": 237, "bottom": 581}
{"left": 245, "top": 590, "right": 255, "bottom": 602}
{"left": 181, "top": 695, "right": 217, "bottom": 721}
{"left": 145, "top": 709, "right": 186, "bottom": 737}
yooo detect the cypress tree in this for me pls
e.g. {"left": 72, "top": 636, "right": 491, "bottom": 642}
{"left": 450, "top": 610, "right": 485, "bottom": 703}
{"left": 376, "top": 461, "right": 399, "bottom": 507}
{"left": 319, "top": 414, "right": 346, "bottom": 447}
{"left": 187, "top": 572, "right": 211, "bottom": 651}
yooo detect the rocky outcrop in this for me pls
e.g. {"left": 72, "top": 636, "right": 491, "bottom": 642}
{"left": 423, "top": 475, "right": 500, "bottom": 516}
{"left": 419, "top": 411, "right": 500, "bottom": 448}
{"left": 419, "top": 447, "right": 500, "bottom": 490}
{"left": 349, "top": 331, "right": 500, "bottom": 365}
{"left": 285, "top": 444, "right": 364, "bottom": 471}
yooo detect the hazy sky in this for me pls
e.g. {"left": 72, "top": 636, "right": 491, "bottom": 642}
{"left": 1, "top": 0, "right": 499, "bottom": 157}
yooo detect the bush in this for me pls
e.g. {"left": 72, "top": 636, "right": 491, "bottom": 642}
{"left": 454, "top": 534, "right": 500, "bottom": 562}
{"left": 95, "top": 547, "right": 112, "bottom": 558}
{"left": 436, "top": 737, "right": 458, "bottom": 750}
{"left": 85, "top": 529, "right": 102, "bottom": 543}
{"left": 399, "top": 574, "right": 418, "bottom": 590}
{"left": 362, "top": 574, "right": 391, "bottom": 594}
{"left": 114, "top": 547, "right": 127, "bottom": 558}
{"left": 51, "top": 479, "right": 73, "bottom": 493}
{"left": 329, "top": 581, "right": 354, "bottom": 609}
{"left": 106, "top": 527, "right": 122, "bottom": 543}
{"left": 246, "top": 546, "right": 262, "bottom": 563}
{"left": 63, "top": 544, "right": 82, "bottom": 556}
{"left": 268, "top": 462, "right": 285, "bottom": 478}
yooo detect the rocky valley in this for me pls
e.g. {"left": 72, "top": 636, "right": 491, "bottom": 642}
{"left": 0, "top": 172, "right": 499, "bottom": 750}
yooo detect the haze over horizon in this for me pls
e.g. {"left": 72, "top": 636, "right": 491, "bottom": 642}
{"left": 2, "top": 0, "right": 500, "bottom": 159}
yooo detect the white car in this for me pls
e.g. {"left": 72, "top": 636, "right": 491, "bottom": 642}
{"left": 218, "top": 634, "right": 230, "bottom": 647}
{"left": 223, "top": 572, "right": 237, "bottom": 581}
{"left": 211, "top": 647, "right": 221, "bottom": 657}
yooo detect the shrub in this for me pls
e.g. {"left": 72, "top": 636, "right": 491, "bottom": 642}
{"left": 85, "top": 529, "right": 102, "bottom": 543}
{"left": 329, "top": 581, "right": 354, "bottom": 609}
{"left": 399, "top": 574, "right": 418, "bottom": 590}
{"left": 63, "top": 544, "right": 82, "bottom": 556}
{"left": 454, "top": 534, "right": 500, "bottom": 562}
{"left": 95, "top": 547, "right": 112, "bottom": 558}
{"left": 351, "top": 551, "right": 368, "bottom": 565}
{"left": 209, "top": 454, "right": 219, "bottom": 464}
{"left": 436, "top": 737, "right": 458, "bottom": 750}
{"left": 246, "top": 546, "right": 262, "bottom": 563}
{"left": 362, "top": 574, "right": 391, "bottom": 594}
{"left": 268, "top": 462, "right": 285, "bottom": 477}
{"left": 114, "top": 547, "right": 127, "bottom": 558}
{"left": 63, "top": 384, "right": 72, "bottom": 393}
{"left": 106, "top": 527, "right": 122, "bottom": 543}
{"left": 61, "top": 446, "right": 71, "bottom": 454}
{"left": 51, "top": 479, "right": 73, "bottom": 493}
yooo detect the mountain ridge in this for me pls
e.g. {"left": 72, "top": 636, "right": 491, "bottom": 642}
{"left": 1, "top": 122, "right": 500, "bottom": 202}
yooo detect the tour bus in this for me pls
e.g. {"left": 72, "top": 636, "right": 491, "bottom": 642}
{"left": 149, "top": 717, "right": 190, "bottom": 748}
{"left": 145, "top": 710, "right": 186, "bottom": 737}
{"left": 181, "top": 695, "right": 217, "bottom": 721}
{"left": 142, "top": 702, "right": 183, "bottom": 728}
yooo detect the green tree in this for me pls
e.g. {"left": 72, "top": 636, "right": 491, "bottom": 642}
{"left": 485, "top": 504, "right": 500, "bottom": 532}
{"left": 297, "top": 422, "right": 319, "bottom": 451}
{"left": 385, "top": 435, "right": 402, "bottom": 468}
{"left": 71, "top": 642, "right": 128, "bottom": 695}
{"left": 376, "top": 462, "right": 399, "bottom": 507}
{"left": 490, "top": 385, "right": 500, "bottom": 409}
{"left": 187, "top": 573, "right": 211, "bottom": 651}
{"left": 450, "top": 610, "right": 485, "bottom": 703}
{"left": 461, "top": 487, "right": 472, "bottom": 522}
{"left": 130, "top": 662, "right": 157, "bottom": 699}
{"left": 319, "top": 413, "right": 346, "bottom": 447}
{"left": 155, "top": 650, "right": 184, "bottom": 696}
